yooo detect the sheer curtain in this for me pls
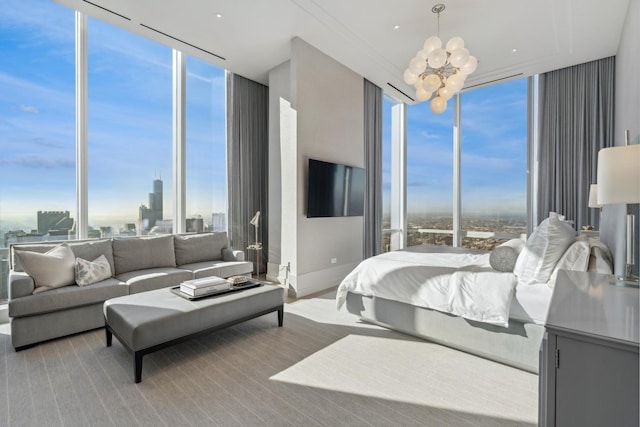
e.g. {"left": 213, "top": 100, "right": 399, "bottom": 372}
{"left": 536, "top": 56, "right": 615, "bottom": 230}
{"left": 226, "top": 72, "right": 269, "bottom": 269}
{"left": 363, "top": 79, "right": 383, "bottom": 258}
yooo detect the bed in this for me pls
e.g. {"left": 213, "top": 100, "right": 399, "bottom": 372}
{"left": 337, "top": 213, "right": 615, "bottom": 374}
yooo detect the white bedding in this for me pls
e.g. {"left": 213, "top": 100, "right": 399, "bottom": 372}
{"left": 336, "top": 250, "right": 518, "bottom": 327}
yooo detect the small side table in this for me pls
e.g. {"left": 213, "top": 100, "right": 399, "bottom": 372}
{"left": 247, "top": 245, "right": 263, "bottom": 275}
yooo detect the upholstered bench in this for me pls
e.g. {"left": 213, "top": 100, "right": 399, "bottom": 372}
{"left": 103, "top": 282, "right": 284, "bottom": 382}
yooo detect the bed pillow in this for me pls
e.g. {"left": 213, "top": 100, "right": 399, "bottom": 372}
{"left": 14, "top": 243, "right": 76, "bottom": 294}
{"left": 514, "top": 212, "right": 576, "bottom": 285}
{"left": 547, "top": 239, "right": 591, "bottom": 287}
{"left": 586, "top": 239, "right": 614, "bottom": 274}
{"left": 75, "top": 255, "right": 112, "bottom": 286}
{"left": 489, "top": 238, "right": 525, "bottom": 272}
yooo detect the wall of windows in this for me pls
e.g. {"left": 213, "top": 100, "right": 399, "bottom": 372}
{"left": 0, "top": 1, "right": 227, "bottom": 302}
{"left": 384, "top": 77, "right": 530, "bottom": 251}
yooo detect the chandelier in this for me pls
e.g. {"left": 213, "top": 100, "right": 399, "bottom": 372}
{"left": 403, "top": 4, "right": 478, "bottom": 114}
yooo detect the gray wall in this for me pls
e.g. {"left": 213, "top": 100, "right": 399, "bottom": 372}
{"left": 269, "top": 38, "right": 365, "bottom": 297}
{"left": 601, "top": 0, "right": 640, "bottom": 276}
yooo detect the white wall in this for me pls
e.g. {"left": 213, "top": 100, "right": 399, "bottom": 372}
{"left": 601, "top": 0, "right": 640, "bottom": 276}
{"left": 269, "top": 37, "right": 365, "bottom": 297}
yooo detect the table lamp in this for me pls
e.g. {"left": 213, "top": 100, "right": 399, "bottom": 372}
{"left": 597, "top": 134, "right": 640, "bottom": 282}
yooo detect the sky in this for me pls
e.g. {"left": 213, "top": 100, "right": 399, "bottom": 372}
{"left": 0, "top": 0, "right": 527, "bottom": 232}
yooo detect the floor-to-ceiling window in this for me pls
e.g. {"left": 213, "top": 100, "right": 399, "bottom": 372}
{"left": 88, "top": 18, "right": 173, "bottom": 237}
{"left": 381, "top": 96, "right": 394, "bottom": 252}
{"left": 460, "top": 78, "right": 528, "bottom": 249}
{"left": 186, "top": 56, "right": 226, "bottom": 233}
{"left": 406, "top": 101, "right": 454, "bottom": 247}
{"left": 0, "top": 0, "right": 75, "bottom": 299}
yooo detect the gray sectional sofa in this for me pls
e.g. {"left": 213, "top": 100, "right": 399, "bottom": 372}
{"left": 8, "top": 232, "right": 253, "bottom": 349}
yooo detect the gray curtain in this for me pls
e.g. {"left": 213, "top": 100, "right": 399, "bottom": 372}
{"left": 363, "top": 79, "right": 383, "bottom": 258}
{"left": 536, "top": 56, "right": 615, "bottom": 231}
{"left": 226, "top": 72, "right": 269, "bottom": 269}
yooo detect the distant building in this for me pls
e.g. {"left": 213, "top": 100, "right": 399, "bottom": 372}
{"left": 186, "top": 216, "right": 204, "bottom": 233}
{"left": 139, "top": 178, "right": 163, "bottom": 233}
{"left": 211, "top": 213, "right": 226, "bottom": 232}
{"left": 37, "top": 211, "right": 74, "bottom": 236}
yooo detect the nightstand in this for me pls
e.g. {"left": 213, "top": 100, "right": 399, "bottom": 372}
{"left": 539, "top": 270, "right": 639, "bottom": 426}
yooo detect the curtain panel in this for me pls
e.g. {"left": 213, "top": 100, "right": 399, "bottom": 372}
{"left": 363, "top": 79, "right": 383, "bottom": 258}
{"left": 226, "top": 72, "right": 269, "bottom": 269}
{"left": 536, "top": 56, "right": 615, "bottom": 230}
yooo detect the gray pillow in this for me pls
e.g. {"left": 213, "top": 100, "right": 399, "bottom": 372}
{"left": 174, "top": 232, "right": 228, "bottom": 265}
{"left": 75, "top": 255, "right": 112, "bottom": 286}
{"left": 112, "top": 235, "right": 176, "bottom": 275}
{"left": 490, "top": 238, "right": 525, "bottom": 272}
{"left": 14, "top": 243, "right": 76, "bottom": 294}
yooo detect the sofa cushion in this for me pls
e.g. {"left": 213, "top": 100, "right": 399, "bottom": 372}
{"left": 116, "top": 267, "right": 193, "bottom": 294}
{"left": 113, "top": 235, "right": 176, "bottom": 275}
{"left": 14, "top": 243, "right": 76, "bottom": 294}
{"left": 75, "top": 255, "right": 112, "bottom": 286}
{"left": 11, "top": 239, "right": 114, "bottom": 274}
{"left": 8, "top": 278, "right": 127, "bottom": 318}
{"left": 174, "top": 232, "right": 228, "bottom": 266}
{"left": 179, "top": 260, "right": 253, "bottom": 279}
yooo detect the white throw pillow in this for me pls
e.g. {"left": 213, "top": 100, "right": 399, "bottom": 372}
{"left": 548, "top": 239, "right": 591, "bottom": 287}
{"left": 14, "top": 243, "right": 76, "bottom": 294}
{"left": 586, "top": 238, "right": 614, "bottom": 274}
{"left": 75, "top": 254, "right": 112, "bottom": 286}
{"left": 514, "top": 212, "right": 577, "bottom": 285}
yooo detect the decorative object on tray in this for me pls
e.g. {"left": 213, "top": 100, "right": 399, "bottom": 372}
{"left": 227, "top": 275, "right": 248, "bottom": 286}
{"left": 180, "top": 276, "right": 229, "bottom": 297}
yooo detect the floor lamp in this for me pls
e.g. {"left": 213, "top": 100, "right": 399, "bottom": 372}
{"left": 597, "top": 138, "right": 640, "bottom": 282}
{"left": 248, "top": 211, "right": 261, "bottom": 249}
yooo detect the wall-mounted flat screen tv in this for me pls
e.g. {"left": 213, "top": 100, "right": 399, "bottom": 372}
{"left": 307, "top": 158, "right": 365, "bottom": 218}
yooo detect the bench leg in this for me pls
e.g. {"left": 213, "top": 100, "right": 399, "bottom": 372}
{"left": 106, "top": 327, "right": 112, "bottom": 347}
{"left": 134, "top": 352, "right": 143, "bottom": 383}
{"left": 278, "top": 307, "right": 284, "bottom": 327}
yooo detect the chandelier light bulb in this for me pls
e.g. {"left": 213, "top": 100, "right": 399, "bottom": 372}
{"left": 430, "top": 96, "right": 447, "bottom": 114}
{"left": 403, "top": 4, "right": 478, "bottom": 114}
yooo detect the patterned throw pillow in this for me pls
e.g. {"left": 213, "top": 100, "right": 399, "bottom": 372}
{"left": 75, "top": 254, "right": 112, "bottom": 286}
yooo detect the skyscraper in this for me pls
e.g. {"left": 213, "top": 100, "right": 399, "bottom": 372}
{"left": 139, "top": 178, "right": 163, "bottom": 233}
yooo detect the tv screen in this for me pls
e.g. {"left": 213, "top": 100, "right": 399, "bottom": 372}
{"left": 307, "top": 159, "right": 365, "bottom": 218}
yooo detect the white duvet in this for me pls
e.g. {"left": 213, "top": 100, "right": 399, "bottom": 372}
{"left": 336, "top": 250, "right": 518, "bottom": 327}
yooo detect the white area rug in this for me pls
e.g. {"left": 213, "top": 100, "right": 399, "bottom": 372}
{"left": 279, "top": 292, "right": 538, "bottom": 425}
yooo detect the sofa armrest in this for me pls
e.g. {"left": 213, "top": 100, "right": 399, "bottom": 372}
{"left": 222, "top": 248, "right": 245, "bottom": 262}
{"left": 9, "top": 271, "right": 35, "bottom": 300}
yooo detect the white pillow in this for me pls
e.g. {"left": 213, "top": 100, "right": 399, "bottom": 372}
{"left": 514, "top": 212, "right": 577, "bottom": 285}
{"left": 14, "top": 243, "right": 76, "bottom": 294}
{"left": 548, "top": 239, "right": 591, "bottom": 287}
{"left": 586, "top": 239, "right": 614, "bottom": 274}
{"left": 75, "top": 255, "right": 112, "bottom": 286}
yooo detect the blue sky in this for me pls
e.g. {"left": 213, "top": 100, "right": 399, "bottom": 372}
{"left": 1, "top": 0, "right": 526, "bottom": 231}
{"left": 0, "top": 0, "right": 226, "bottom": 230}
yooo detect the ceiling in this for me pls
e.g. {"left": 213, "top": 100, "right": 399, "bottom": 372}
{"left": 56, "top": 0, "right": 630, "bottom": 103}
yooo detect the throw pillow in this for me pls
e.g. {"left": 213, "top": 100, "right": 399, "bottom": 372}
{"left": 489, "top": 238, "right": 525, "bottom": 272}
{"left": 514, "top": 212, "right": 577, "bottom": 285}
{"left": 75, "top": 254, "right": 112, "bottom": 286}
{"left": 586, "top": 239, "right": 614, "bottom": 274}
{"left": 14, "top": 243, "right": 76, "bottom": 294}
{"left": 547, "top": 239, "right": 591, "bottom": 287}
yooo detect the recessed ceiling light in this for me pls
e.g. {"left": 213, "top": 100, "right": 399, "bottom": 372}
{"left": 512, "top": 48, "right": 518, "bottom": 53}
{"left": 393, "top": 25, "right": 400, "bottom": 30}
{"left": 215, "top": 13, "right": 223, "bottom": 19}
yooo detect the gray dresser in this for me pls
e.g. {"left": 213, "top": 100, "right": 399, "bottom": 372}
{"left": 539, "top": 270, "right": 639, "bottom": 427}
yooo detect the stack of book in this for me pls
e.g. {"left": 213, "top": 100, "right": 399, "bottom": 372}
{"left": 180, "top": 276, "right": 229, "bottom": 297}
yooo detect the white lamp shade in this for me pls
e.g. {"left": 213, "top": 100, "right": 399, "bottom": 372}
{"left": 597, "top": 144, "right": 640, "bottom": 204}
{"left": 588, "top": 184, "right": 602, "bottom": 208}
{"left": 250, "top": 211, "right": 261, "bottom": 226}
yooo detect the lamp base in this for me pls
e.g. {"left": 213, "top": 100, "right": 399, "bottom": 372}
{"left": 614, "top": 267, "right": 640, "bottom": 287}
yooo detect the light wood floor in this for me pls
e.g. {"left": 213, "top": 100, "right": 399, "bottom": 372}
{"left": 0, "top": 291, "right": 537, "bottom": 426}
